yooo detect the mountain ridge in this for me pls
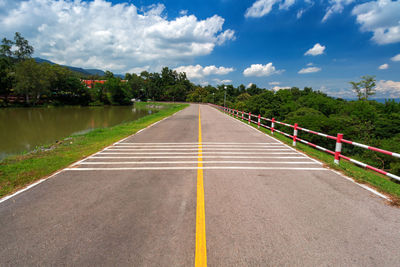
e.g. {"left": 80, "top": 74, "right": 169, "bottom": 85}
{"left": 34, "top": 57, "right": 109, "bottom": 77}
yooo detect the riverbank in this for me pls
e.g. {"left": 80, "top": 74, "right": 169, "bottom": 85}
{"left": 0, "top": 105, "right": 155, "bottom": 160}
{"left": 0, "top": 102, "right": 188, "bottom": 198}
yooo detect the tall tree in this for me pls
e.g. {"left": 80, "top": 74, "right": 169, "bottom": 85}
{"left": 14, "top": 59, "right": 51, "bottom": 104}
{"left": 350, "top": 75, "right": 376, "bottom": 101}
{"left": 360, "top": 75, "right": 376, "bottom": 100}
{"left": 13, "top": 32, "right": 34, "bottom": 60}
{"left": 0, "top": 38, "right": 14, "bottom": 58}
{"left": 0, "top": 57, "right": 14, "bottom": 103}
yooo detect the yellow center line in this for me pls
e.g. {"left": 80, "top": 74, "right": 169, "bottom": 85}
{"left": 195, "top": 105, "right": 207, "bottom": 267}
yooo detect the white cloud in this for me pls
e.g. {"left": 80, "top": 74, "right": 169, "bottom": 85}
{"left": 352, "top": 0, "right": 400, "bottom": 45}
{"left": 247, "top": 83, "right": 254, "bottom": 88}
{"left": 320, "top": 86, "right": 355, "bottom": 98}
{"left": 179, "top": 10, "right": 188, "bottom": 15}
{"left": 272, "top": 86, "right": 290, "bottom": 91}
{"left": 174, "top": 64, "right": 234, "bottom": 79}
{"left": 0, "top": 0, "right": 235, "bottom": 73}
{"left": 245, "top": 0, "right": 313, "bottom": 18}
{"left": 127, "top": 66, "right": 150, "bottom": 74}
{"left": 307, "top": 62, "right": 313, "bottom": 66}
{"left": 392, "top": 53, "right": 400, "bottom": 61}
{"left": 378, "top": 63, "right": 389, "bottom": 70}
{"left": 322, "top": 0, "right": 355, "bottom": 22}
{"left": 298, "top": 66, "right": 321, "bottom": 74}
{"left": 296, "top": 9, "right": 305, "bottom": 19}
{"left": 213, "top": 78, "right": 232, "bottom": 84}
{"left": 305, "top": 43, "right": 326, "bottom": 56}
{"left": 243, "top": 62, "right": 284, "bottom": 77}
{"left": 245, "top": 0, "right": 279, "bottom": 18}
{"left": 375, "top": 80, "right": 400, "bottom": 98}
{"left": 269, "top": 81, "right": 280, "bottom": 85}
{"left": 279, "top": 0, "right": 296, "bottom": 10}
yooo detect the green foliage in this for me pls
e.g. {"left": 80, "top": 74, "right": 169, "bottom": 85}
{"left": 0, "top": 57, "right": 14, "bottom": 103}
{"left": 14, "top": 59, "right": 51, "bottom": 104}
{"left": 0, "top": 103, "right": 188, "bottom": 198}
{"left": 349, "top": 75, "right": 376, "bottom": 101}
{"left": 0, "top": 38, "right": 14, "bottom": 57}
{"left": 13, "top": 32, "right": 34, "bottom": 60}
{"left": 2, "top": 31, "right": 399, "bottom": 179}
{"left": 104, "top": 78, "right": 132, "bottom": 105}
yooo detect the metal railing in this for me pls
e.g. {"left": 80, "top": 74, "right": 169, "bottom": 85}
{"left": 210, "top": 104, "right": 400, "bottom": 182}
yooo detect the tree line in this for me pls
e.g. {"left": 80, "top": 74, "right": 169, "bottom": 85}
{"left": 220, "top": 87, "right": 400, "bottom": 177}
{"left": 1, "top": 33, "right": 399, "bottom": 176}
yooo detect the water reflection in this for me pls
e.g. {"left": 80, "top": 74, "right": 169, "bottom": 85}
{"left": 0, "top": 105, "right": 155, "bottom": 160}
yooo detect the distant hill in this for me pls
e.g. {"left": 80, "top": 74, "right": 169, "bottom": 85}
{"left": 34, "top": 57, "right": 106, "bottom": 76}
{"left": 84, "top": 69, "right": 106, "bottom": 76}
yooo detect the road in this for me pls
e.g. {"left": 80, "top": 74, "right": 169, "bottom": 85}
{"left": 1, "top": 104, "right": 400, "bottom": 266}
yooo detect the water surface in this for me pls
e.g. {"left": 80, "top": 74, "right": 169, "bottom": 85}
{"left": 0, "top": 105, "right": 154, "bottom": 160}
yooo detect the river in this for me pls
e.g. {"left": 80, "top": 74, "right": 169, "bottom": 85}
{"left": 0, "top": 105, "right": 156, "bottom": 160}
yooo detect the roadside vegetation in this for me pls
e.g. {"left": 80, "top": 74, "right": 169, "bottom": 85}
{"left": 225, "top": 112, "right": 400, "bottom": 202}
{"left": 217, "top": 85, "right": 400, "bottom": 179}
{"left": 1, "top": 33, "right": 195, "bottom": 107}
{"left": 0, "top": 102, "right": 188, "bottom": 198}
{"left": 1, "top": 33, "right": 399, "bottom": 199}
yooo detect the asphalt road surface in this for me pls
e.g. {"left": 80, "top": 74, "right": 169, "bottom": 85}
{"left": 1, "top": 104, "right": 400, "bottom": 266}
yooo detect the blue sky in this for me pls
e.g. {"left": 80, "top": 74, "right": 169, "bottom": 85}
{"left": 1, "top": 0, "right": 400, "bottom": 98}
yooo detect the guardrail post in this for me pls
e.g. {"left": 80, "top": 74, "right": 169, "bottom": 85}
{"left": 334, "top": 133, "right": 343, "bottom": 165}
{"left": 258, "top": 115, "right": 261, "bottom": 129}
{"left": 293, "top": 123, "right": 298, "bottom": 146}
{"left": 271, "top": 118, "right": 275, "bottom": 135}
{"left": 241, "top": 111, "right": 244, "bottom": 120}
{"left": 248, "top": 112, "right": 251, "bottom": 124}
{"left": 236, "top": 109, "right": 239, "bottom": 118}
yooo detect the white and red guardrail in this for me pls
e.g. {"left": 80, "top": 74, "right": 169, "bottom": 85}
{"left": 210, "top": 104, "right": 400, "bottom": 182}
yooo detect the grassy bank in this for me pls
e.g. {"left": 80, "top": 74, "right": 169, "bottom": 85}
{"left": 225, "top": 112, "right": 400, "bottom": 202}
{"left": 0, "top": 102, "right": 188, "bottom": 198}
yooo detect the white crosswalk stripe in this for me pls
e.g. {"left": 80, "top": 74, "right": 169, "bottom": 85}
{"left": 70, "top": 143, "right": 325, "bottom": 171}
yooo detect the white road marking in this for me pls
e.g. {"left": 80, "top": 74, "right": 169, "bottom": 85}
{"left": 98, "top": 152, "right": 300, "bottom": 155}
{"left": 89, "top": 156, "right": 309, "bottom": 159}
{"left": 66, "top": 167, "right": 328, "bottom": 171}
{"left": 118, "top": 142, "right": 279, "bottom": 145}
{"left": 78, "top": 161, "right": 321, "bottom": 165}
{"left": 0, "top": 107, "right": 186, "bottom": 204}
{"left": 221, "top": 108, "right": 390, "bottom": 201}
{"left": 112, "top": 145, "right": 283, "bottom": 148}
{"left": 0, "top": 169, "right": 65, "bottom": 204}
{"left": 105, "top": 148, "right": 292, "bottom": 151}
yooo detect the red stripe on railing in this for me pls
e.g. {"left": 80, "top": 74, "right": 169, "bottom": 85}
{"left": 210, "top": 103, "right": 400, "bottom": 181}
{"left": 366, "top": 165, "right": 388, "bottom": 175}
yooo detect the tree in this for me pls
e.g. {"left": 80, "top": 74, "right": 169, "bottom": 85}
{"left": 350, "top": 75, "right": 376, "bottom": 101}
{"left": 103, "top": 77, "right": 132, "bottom": 105}
{"left": 0, "top": 57, "right": 14, "bottom": 104}
{"left": 13, "top": 32, "right": 34, "bottom": 60}
{"left": 0, "top": 38, "right": 13, "bottom": 58}
{"left": 14, "top": 59, "right": 51, "bottom": 104}
{"left": 247, "top": 83, "right": 263, "bottom": 95}
{"left": 104, "top": 70, "right": 114, "bottom": 79}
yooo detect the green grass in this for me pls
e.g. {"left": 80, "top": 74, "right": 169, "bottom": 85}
{"left": 0, "top": 102, "right": 188, "bottom": 198}
{"left": 226, "top": 112, "right": 400, "bottom": 202}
